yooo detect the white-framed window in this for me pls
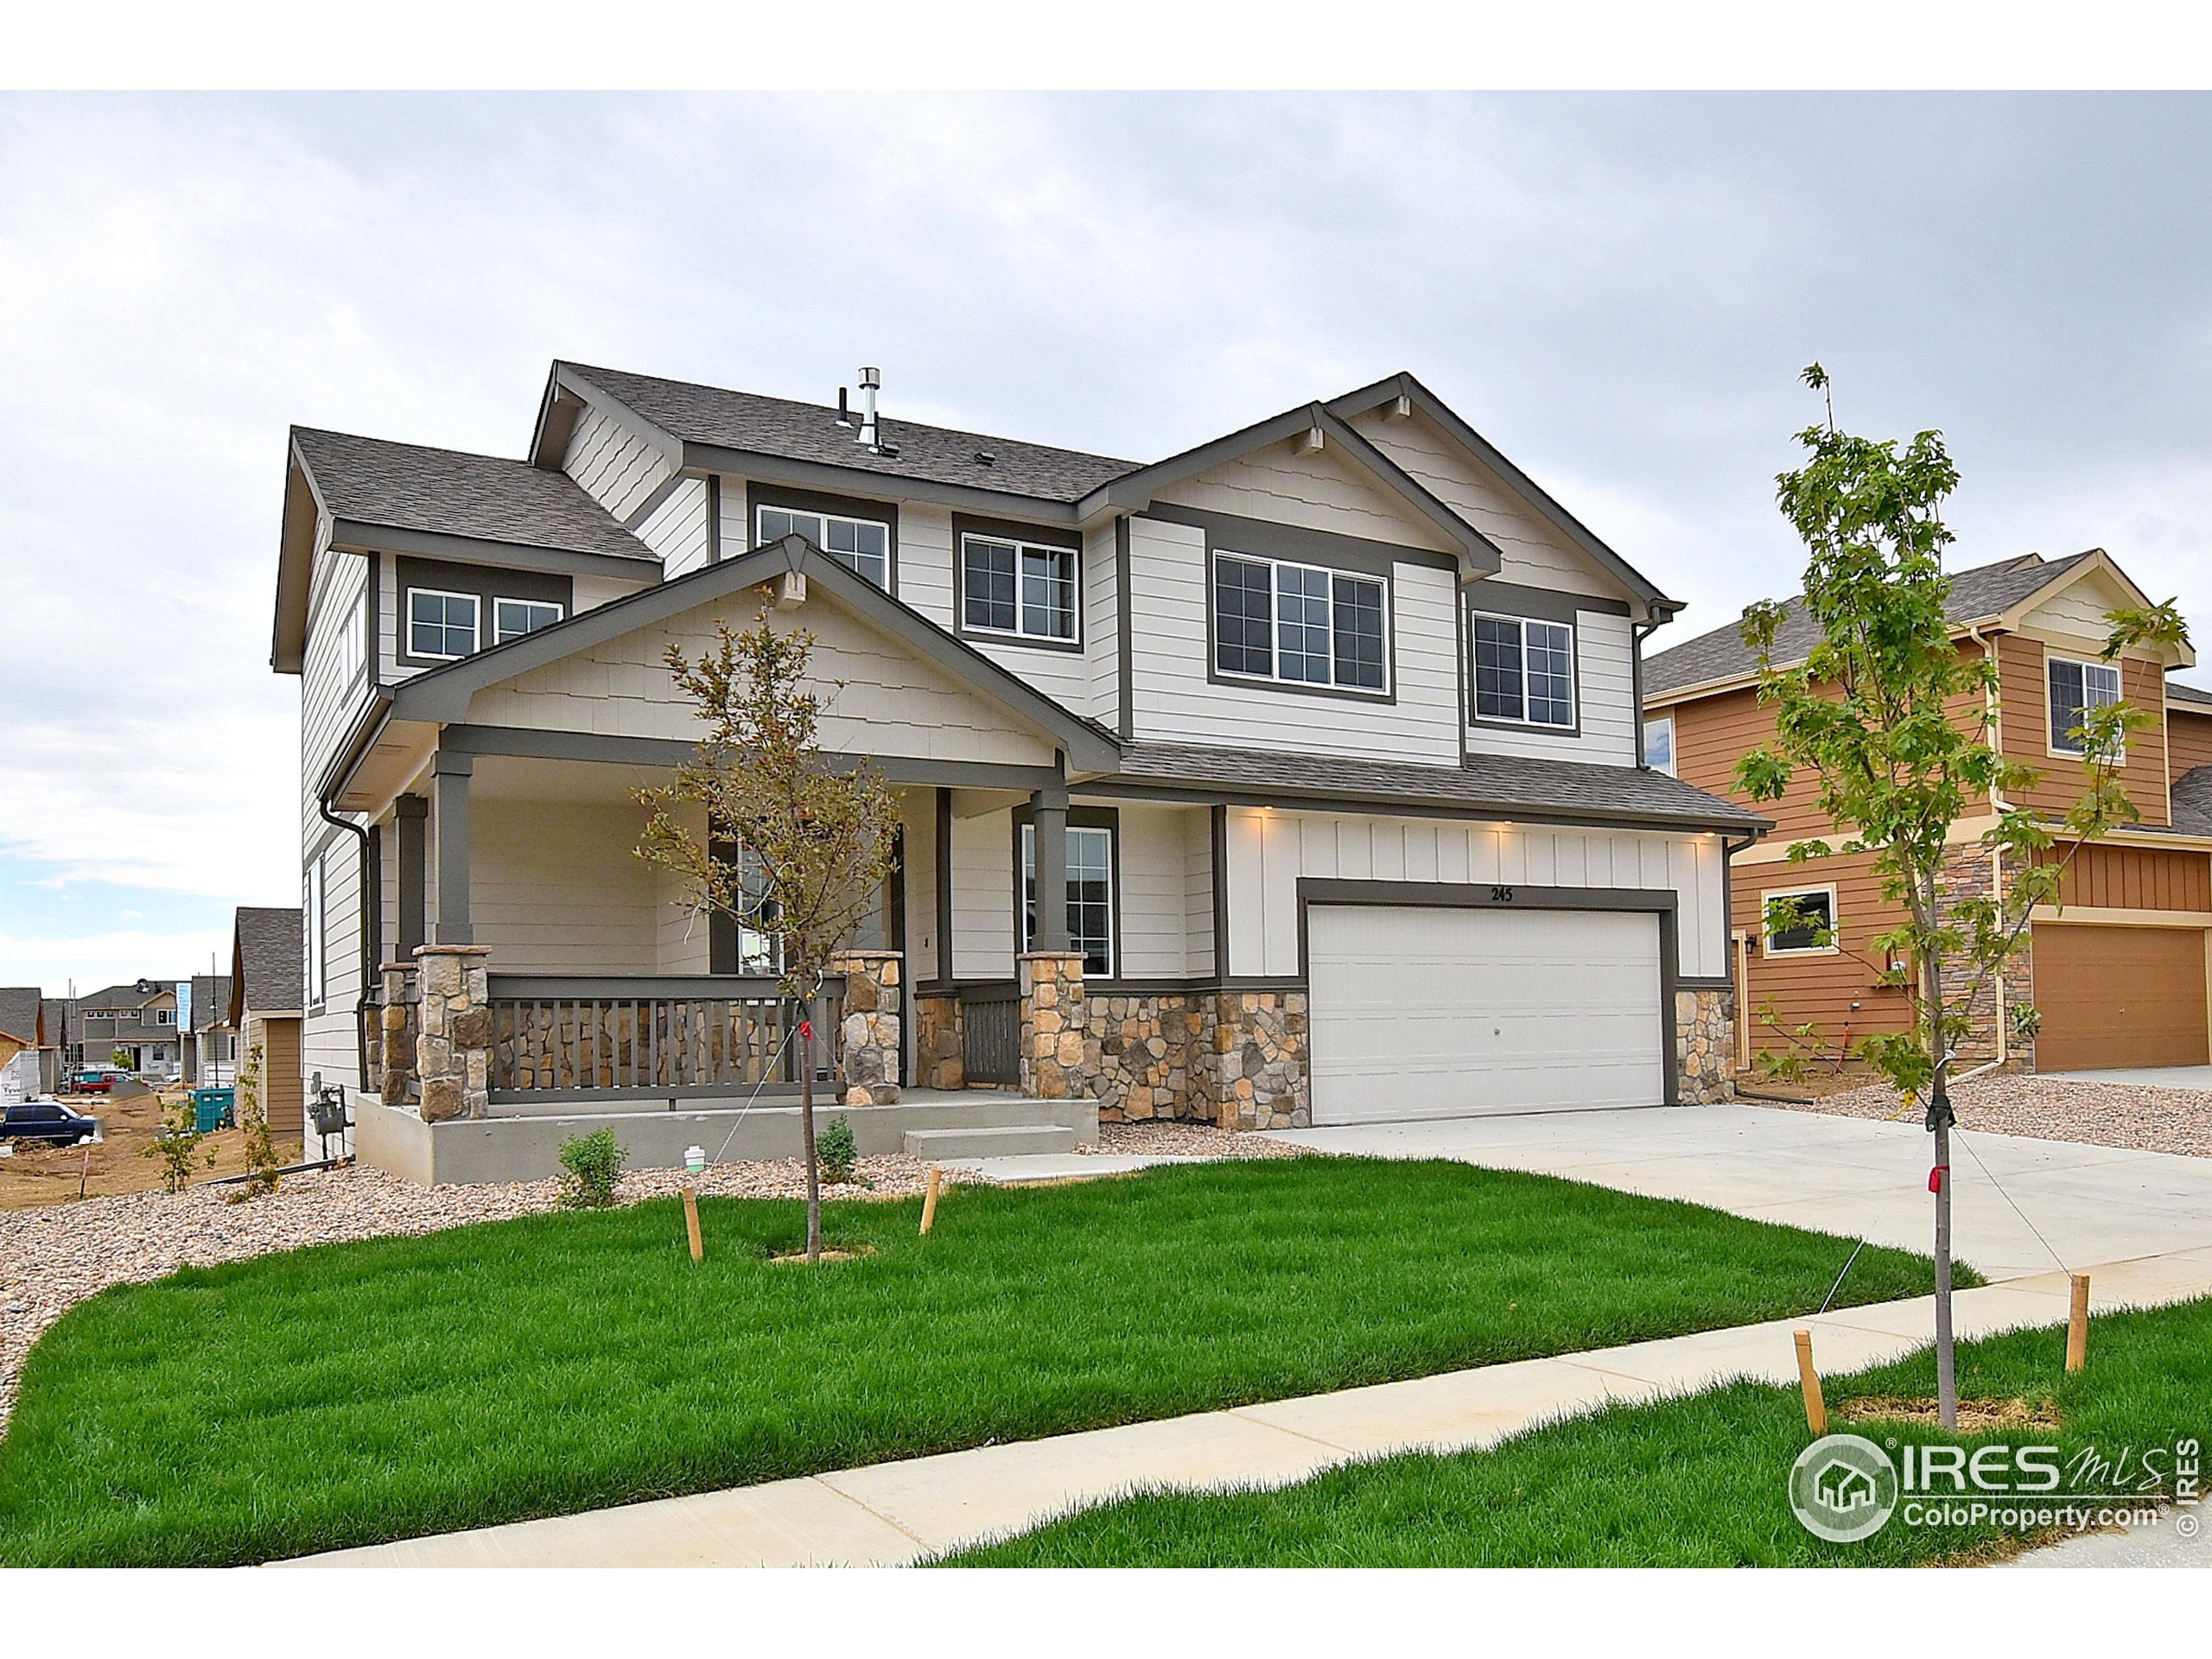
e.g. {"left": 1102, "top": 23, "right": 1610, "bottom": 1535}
{"left": 406, "top": 588, "right": 480, "bottom": 659}
{"left": 493, "top": 597, "right": 564, "bottom": 645}
{"left": 1643, "top": 714, "right": 1676, "bottom": 775}
{"left": 1211, "top": 552, "right": 1389, "bottom": 694}
{"left": 1471, "top": 612, "right": 1576, "bottom": 728}
{"left": 1762, "top": 886, "right": 1838, "bottom": 957}
{"left": 757, "top": 505, "right": 892, "bottom": 588}
{"left": 336, "top": 594, "right": 365, "bottom": 686}
{"left": 155, "top": 1008, "right": 175, "bottom": 1027}
{"left": 960, "top": 535, "right": 1078, "bottom": 643}
{"left": 2048, "top": 655, "right": 2123, "bottom": 757}
{"left": 1020, "top": 823, "right": 1115, "bottom": 977}
{"left": 306, "top": 861, "right": 327, "bottom": 1007}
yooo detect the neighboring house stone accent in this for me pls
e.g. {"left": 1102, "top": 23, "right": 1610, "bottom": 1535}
{"left": 415, "top": 944, "right": 492, "bottom": 1122}
{"left": 914, "top": 990, "right": 964, "bottom": 1091}
{"left": 1017, "top": 951, "right": 1091, "bottom": 1099}
{"left": 1674, "top": 987, "right": 1735, "bottom": 1104}
{"left": 832, "top": 950, "right": 903, "bottom": 1106}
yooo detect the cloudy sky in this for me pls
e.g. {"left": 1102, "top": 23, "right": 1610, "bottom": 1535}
{"left": 3, "top": 92, "right": 2209, "bottom": 993}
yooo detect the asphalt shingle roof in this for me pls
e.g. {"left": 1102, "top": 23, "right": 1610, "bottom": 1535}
{"left": 1644, "top": 552, "right": 2095, "bottom": 699}
{"left": 292, "top": 428, "right": 654, "bottom": 562}
{"left": 2168, "top": 767, "right": 2212, "bottom": 838}
{"left": 233, "top": 908, "right": 303, "bottom": 1016}
{"left": 1111, "top": 742, "right": 1768, "bottom": 832}
{"left": 2167, "top": 680, "right": 2212, "bottom": 709}
{"left": 563, "top": 362, "right": 1141, "bottom": 504}
{"left": 188, "top": 975, "right": 234, "bottom": 1033}
{"left": 0, "top": 988, "right": 41, "bottom": 1046}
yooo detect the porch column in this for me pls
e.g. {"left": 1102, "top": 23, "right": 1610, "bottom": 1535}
{"left": 395, "top": 794, "right": 428, "bottom": 957}
{"left": 1029, "top": 785, "right": 1070, "bottom": 952}
{"left": 431, "top": 753, "right": 474, "bottom": 945}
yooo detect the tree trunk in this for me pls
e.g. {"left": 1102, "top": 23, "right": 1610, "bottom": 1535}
{"left": 799, "top": 990, "right": 823, "bottom": 1262}
{"left": 1921, "top": 866, "right": 1959, "bottom": 1430}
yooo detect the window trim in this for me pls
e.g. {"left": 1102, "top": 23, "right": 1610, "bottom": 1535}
{"left": 2046, "top": 650, "right": 2126, "bottom": 760}
{"left": 1469, "top": 609, "right": 1580, "bottom": 734}
{"left": 1760, "top": 883, "right": 1839, "bottom": 958}
{"left": 1012, "top": 804, "right": 1122, "bottom": 981}
{"left": 1643, "top": 712, "right": 1676, "bottom": 775}
{"left": 1204, "top": 547, "right": 1395, "bottom": 703}
{"left": 747, "top": 483, "right": 899, "bottom": 593}
{"left": 492, "top": 596, "right": 566, "bottom": 645}
{"left": 305, "top": 860, "right": 327, "bottom": 1010}
{"left": 953, "top": 516, "right": 1084, "bottom": 652}
{"left": 404, "top": 587, "right": 480, "bottom": 662}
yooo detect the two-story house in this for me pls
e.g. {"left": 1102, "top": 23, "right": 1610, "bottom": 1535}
{"left": 1644, "top": 550, "right": 2206, "bottom": 1077}
{"left": 274, "top": 362, "right": 1766, "bottom": 1183}
{"left": 70, "top": 981, "right": 181, "bottom": 1076}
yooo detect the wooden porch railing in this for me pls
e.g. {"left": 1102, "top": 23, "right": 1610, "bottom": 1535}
{"left": 485, "top": 975, "right": 844, "bottom": 1102}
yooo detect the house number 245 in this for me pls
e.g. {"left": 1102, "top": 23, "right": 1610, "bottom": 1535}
{"left": 1490, "top": 885, "right": 1515, "bottom": 902}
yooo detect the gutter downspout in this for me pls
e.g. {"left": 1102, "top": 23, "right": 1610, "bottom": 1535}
{"left": 317, "top": 796, "right": 375, "bottom": 1090}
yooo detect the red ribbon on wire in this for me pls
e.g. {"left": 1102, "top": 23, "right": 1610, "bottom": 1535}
{"left": 1929, "top": 1165, "right": 1948, "bottom": 1194}
{"left": 799, "top": 1020, "right": 814, "bottom": 1041}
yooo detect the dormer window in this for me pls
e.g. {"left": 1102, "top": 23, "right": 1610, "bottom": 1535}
{"left": 2049, "top": 655, "right": 2123, "bottom": 757}
{"left": 758, "top": 505, "right": 891, "bottom": 588}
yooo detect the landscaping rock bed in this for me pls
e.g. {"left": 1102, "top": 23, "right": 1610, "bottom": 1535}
{"left": 1765, "top": 1073, "right": 2212, "bottom": 1160}
{"left": 0, "top": 1153, "right": 976, "bottom": 1437}
{"left": 1084, "top": 1121, "right": 1308, "bottom": 1160}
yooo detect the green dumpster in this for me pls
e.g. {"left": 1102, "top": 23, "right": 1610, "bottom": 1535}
{"left": 192, "top": 1087, "right": 237, "bottom": 1134}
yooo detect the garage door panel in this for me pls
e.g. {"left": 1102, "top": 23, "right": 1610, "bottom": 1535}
{"left": 1309, "top": 905, "right": 1666, "bottom": 1124}
{"left": 2035, "top": 923, "right": 2209, "bottom": 1071}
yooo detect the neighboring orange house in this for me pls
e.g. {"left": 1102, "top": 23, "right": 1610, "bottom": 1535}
{"left": 1643, "top": 550, "right": 2210, "bottom": 1076}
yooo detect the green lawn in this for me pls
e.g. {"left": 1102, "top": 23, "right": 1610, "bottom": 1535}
{"left": 0, "top": 1157, "right": 1957, "bottom": 1567}
{"left": 942, "top": 1294, "right": 2212, "bottom": 1567}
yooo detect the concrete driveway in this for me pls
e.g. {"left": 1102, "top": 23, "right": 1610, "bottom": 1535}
{"left": 2055, "top": 1065, "right": 2212, "bottom": 1091}
{"left": 1265, "top": 1103, "right": 2212, "bottom": 1282}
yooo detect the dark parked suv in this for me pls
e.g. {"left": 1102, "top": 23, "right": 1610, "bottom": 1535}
{"left": 1, "top": 1100, "right": 101, "bottom": 1146}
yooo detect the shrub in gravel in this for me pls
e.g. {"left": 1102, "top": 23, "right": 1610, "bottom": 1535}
{"left": 556, "top": 1128, "right": 626, "bottom": 1209}
{"left": 141, "top": 1099, "right": 212, "bottom": 1195}
{"left": 817, "top": 1115, "right": 857, "bottom": 1185}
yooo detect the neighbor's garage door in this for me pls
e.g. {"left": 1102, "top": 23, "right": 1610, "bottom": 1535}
{"left": 2033, "top": 923, "right": 2209, "bottom": 1071}
{"left": 1308, "top": 904, "right": 1667, "bottom": 1125}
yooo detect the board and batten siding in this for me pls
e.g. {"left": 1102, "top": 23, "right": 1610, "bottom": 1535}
{"left": 1465, "top": 605, "right": 1639, "bottom": 766}
{"left": 1352, "top": 407, "right": 1630, "bottom": 602}
{"left": 464, "top": 592, "right": 1060, "bottom": 770}
{"left": 563, "top": 404, "right": 677, "bottom": 522}
{"left": 1224, "top": 808, "right": 1728, "bottom": 981}
{"left": 1124, "top": 514, "right": 1463, "bottom": 763}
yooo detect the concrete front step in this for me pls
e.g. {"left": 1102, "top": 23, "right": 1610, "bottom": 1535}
{"left": 904, "top": 1123, "right": 1081, "bottom": 1159}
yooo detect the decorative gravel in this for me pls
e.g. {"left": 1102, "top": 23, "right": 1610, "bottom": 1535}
{"left": 0, "top": 1154, "right": 977, "bottom": 1439}
{"left": 1085, "top": 1121, "right": 1310, "bottom": 1160}
{"left": 1762, "top": 1073, "right": 2212, "bottom": 1160}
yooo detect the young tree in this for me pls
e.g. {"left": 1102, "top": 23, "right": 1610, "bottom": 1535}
{"left": 1737, "top": 365, "right": 2185, "bottom": 1427}
{"left": 636, "top": 604, "right": 900, "bottom": 1262}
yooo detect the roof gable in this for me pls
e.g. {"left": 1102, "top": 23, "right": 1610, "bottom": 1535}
{"left": 388, "top": 534, "right": 1118, "bottom": 773}
{"left": 232, "top": 908, "right": 303, "bottom": 1018}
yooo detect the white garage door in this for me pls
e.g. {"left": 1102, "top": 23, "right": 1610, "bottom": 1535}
{"left": 1308, "top": 904, "right": 1667, "bottom": 1125}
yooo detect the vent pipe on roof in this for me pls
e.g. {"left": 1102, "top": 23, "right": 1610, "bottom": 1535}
{"left": 856, "top": 366, "right": 880, "bottom": 450}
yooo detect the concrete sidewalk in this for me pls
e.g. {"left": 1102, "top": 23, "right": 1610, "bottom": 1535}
{"left": 282, "top": 1244, "right": 2212, "bottom": 1568}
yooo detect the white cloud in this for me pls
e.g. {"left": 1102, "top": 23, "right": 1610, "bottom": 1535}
{"left": 0, "top": 928, "right": 231, "bottom": 996}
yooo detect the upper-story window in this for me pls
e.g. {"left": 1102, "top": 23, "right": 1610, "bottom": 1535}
{"left": 1471, "top": 613, "right": 1575, "bottom": 728}
{"left": 407, "top": 589, "right": 480, "bottom": 660}
{"left": 1643, "top": 714, "right": 1675, "bottom": 774}
{"left": 336, "top": 594, "right": 365, "bottom": 687}
{"left": 494, "top": 598, "right": 565, "bottom": 645}
{"left": 2049, "top": 655, "right": 2123, "bottom": 756}
{"left": 961, "top": 535, "right": 1077, "bottom": 645}
{"left": 758, "top": 505, "right": 891, "bottom": 588}
{"left": 1212, "top": 551, "right": 1389, "bottom": 695}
